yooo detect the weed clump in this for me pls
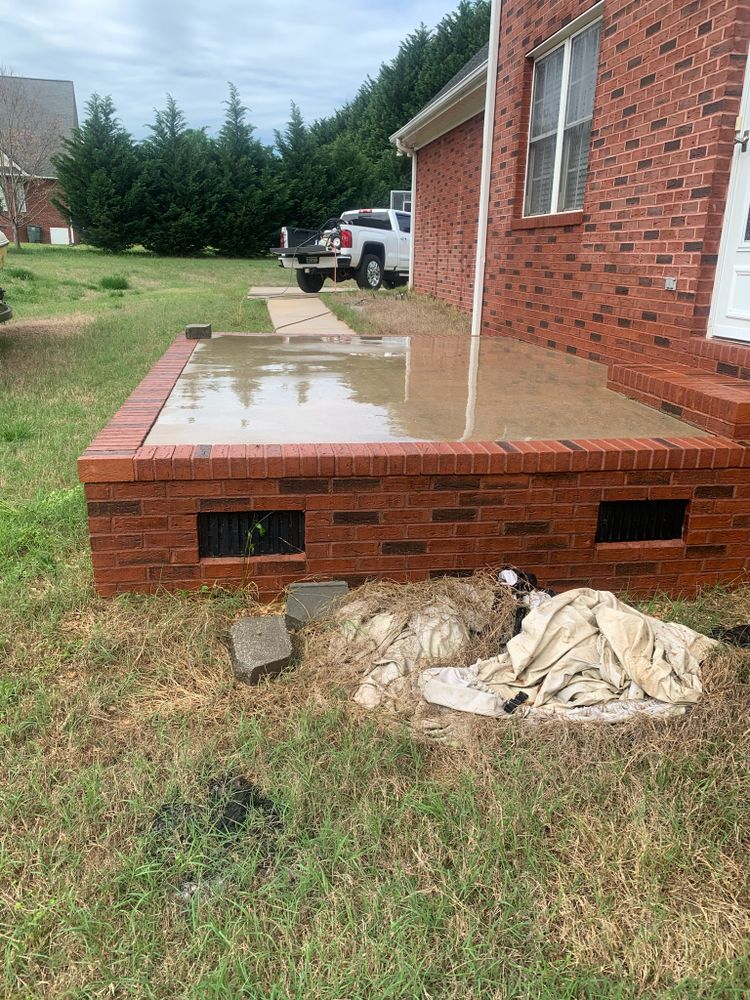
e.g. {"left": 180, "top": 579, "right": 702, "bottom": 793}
{"left": 100, "top": 274, "right": 130, "bottom": 290}
{"left": 4, "top": 266, "right": 35, "bottom": 281}
{"left": 0, "top": 420, "right": 34, "bottom": 443}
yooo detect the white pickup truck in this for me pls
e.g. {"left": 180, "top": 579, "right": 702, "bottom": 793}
{"left": 272, "top": 208, "right": 411, "bottom": 293}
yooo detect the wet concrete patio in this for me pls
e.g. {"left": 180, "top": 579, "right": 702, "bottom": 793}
{"left": 145, "top": 329, "right": 704, "bottom": 446}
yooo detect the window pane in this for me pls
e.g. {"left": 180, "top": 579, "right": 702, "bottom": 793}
{"left": 530, "top": 47, "right": 564, "bottom": 139}
{"left": 396, "top": 212, "right": 411, "bottom": 233}
{"left": 525, "top": 134, "right": 557, "bottom": 215}
{"left": 559, "top": 119, "right": 593, "bottom": 211}
{"left": 566, "top": 23, "right": 600, "bottom": 126}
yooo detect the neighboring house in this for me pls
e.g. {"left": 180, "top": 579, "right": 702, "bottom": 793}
{"left": 393, "top": 0, "right": 750, "bottom": 441}
{"left": 0, "top": 76, "right": 78, "bottom": 245}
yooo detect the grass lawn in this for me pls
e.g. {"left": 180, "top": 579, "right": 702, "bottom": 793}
{"left": 2, "top": 245, "right": 750, "bottom": 998}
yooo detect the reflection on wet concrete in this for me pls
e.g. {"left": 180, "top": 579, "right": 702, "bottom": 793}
{"left": 145, "top": 333, "right": 705, "bottom": 445}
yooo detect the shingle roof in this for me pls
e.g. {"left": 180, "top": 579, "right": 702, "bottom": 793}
{"left": 422, "top": 43, "right": 489, "bottom": 114}
{"left": 0, "top": 77, "right": 78, "bottom": 178}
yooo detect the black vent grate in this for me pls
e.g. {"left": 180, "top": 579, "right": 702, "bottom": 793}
{"left": 198, "top": 510, "right": 305, "bottom": 558}
{"left": 595, "top": 499, "right": 687, "bottom": 544}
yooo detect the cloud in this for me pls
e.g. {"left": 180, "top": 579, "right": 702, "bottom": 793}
{"left": 5, "top": 0, "right": 460, "bottom": 143}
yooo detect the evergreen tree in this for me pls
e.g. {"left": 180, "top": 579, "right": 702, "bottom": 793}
{"left": 274, "top": 103, "right": 330, "bottom": 227}
{"left": 213, "top": 84, "right": 280, "bottom": 255}
{"left": 137, "top": 96, "right": 215, "bottom": 255}
{"left": 52, "top": 1, "right": 493, "bottom": 256}
{"left": 272, "top": 0, "right": 492, "bottom": 216}
{"left": 413, "top": 1, "right": 491, "bottom": 110}
{"left": 52, "top": 94, "right": 140, "bottom": 252}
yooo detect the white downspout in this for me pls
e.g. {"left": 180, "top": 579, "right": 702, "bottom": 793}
{"left": 463, "top": 0, "right": 502, "bottom": 440}
{"left": 408, "top": 149, "right": 418, "bottom": 289}
{"left": 470, "top": 0, "right": 502, "bottom": 338}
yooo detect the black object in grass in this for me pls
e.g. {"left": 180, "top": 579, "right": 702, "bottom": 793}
{"left": 711, "top": 625, "right": 750, "bottom": 648}
{"left": 503, "top": 691, "right": 529, "bottom": 715}
{"left": 150, "top": 775, "right": 283, "bottom": 842}
{"left": 210, "top": 776, "right": 283, "bottom": 833}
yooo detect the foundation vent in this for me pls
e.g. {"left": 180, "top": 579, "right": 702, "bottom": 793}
{"left": 595, "top": 499, "right": 687, "bottom": 544}
{"left": 198, "top": 510, "right": 305, "bottom": 558}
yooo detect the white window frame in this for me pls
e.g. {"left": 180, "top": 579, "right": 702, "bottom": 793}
{"left": 523, "top": 2, "right": 603, "bottom": 218}
{"left": 0, "top": 178, "right": 27, "bottom": 215}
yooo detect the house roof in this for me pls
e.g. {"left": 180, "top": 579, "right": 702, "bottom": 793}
{"left": 391, "top": 44, "right": 489, "bottom": 153}
{"left": 429, "top": 42, "right": 489, "bottom": 107}
{"left": 0, "top": 76, "right": 78, "bottom": 178}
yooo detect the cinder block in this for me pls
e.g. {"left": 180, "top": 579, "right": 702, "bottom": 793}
{"left": 185, "top": 323, "right": 212, "bottom": 340}
{"left": 285, "top": 581, "right": 350, "bottom": 630}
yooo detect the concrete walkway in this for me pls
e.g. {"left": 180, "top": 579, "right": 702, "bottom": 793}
{"left": 247, "top": 284, "right": 350, "bottom": 299}
{"left": 265, "top": 294, "right": 358, "bottom": 336}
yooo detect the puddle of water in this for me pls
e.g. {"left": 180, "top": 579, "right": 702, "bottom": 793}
{"left": 145, "top": 333, "right": 705, "bottom": 444}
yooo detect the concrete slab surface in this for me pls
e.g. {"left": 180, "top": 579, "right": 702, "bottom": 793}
{"left": 145, "top": 330, "right": 708, "bottom": 446}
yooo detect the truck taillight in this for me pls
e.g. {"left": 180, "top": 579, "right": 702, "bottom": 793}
{"left": 340, "top": 229, "right": 352, "bottom": 249}
{"left": 280, "top": 229, "right": 286, "bottom": 248}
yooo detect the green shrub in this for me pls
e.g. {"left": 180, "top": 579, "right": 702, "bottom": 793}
{"left": 99, "top": 274, "right": 130, "bottom": 290}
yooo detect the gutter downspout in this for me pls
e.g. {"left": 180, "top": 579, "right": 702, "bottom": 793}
{"left": 408, "top": 149, "right": 417, "bottom": 289}
{"left": 463, "top": 0, "right": 503, "bottom": 440}
{"left": 471, "top": 0, "right": 502, "bottom": 338}
{"left": 395, "top": 139, "right": 418, "bottom": 289}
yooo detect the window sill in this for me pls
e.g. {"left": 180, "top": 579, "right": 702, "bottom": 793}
{"left": 511, "top": 211, "right": 584, "bottom": 231}
{"left": 200, "top": 553, "right": 306, "bottom": 565}
{"left": 594, "top": 539, "right": 684, "bottom": 558}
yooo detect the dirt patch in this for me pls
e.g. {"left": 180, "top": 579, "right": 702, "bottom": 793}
{"left": 1, "top": 314, "right": 96, "bottom": 337}
{"left": 326, "top": 289, "right": 472, "bottom": 339}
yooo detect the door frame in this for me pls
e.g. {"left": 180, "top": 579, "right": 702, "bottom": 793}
{"left": 708, "top": 43, "right": 750, "bottom": 342}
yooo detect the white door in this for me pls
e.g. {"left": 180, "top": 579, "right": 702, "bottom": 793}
{"left": 710, "top": 47, "right": 750, "bottom": 342}
{"left": 50, "top": 227, "right": 71, "bottom": 245}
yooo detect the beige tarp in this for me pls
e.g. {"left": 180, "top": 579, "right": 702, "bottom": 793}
{"left": 420, "top": 588, "right": 715, "bottom": 721}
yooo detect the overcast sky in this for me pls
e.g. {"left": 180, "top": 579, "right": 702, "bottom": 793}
{"left": 6, "top": 0, "right": 458, "bottom": 144}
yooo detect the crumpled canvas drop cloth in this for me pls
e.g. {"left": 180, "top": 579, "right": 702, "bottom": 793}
{"left": 340, "top": 583, "right": 497, "bottom": 711}
{"left": 420, "top": 588, "right": 715, "bottom": 721}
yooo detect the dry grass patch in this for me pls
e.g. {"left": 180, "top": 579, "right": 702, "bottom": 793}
{"left": 1, "top": 313, "right": 96, "bottom": 337}
{"left": 325, "top": 288, "right": 472, "bottom": 338}
{"left": 3, "top": 576, "right": 750, "bottom": 995}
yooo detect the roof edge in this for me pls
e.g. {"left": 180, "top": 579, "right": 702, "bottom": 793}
{"left": 390, "top": 58, "right": 488, "bottom": 152}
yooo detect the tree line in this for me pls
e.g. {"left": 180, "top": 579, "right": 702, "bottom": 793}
{"left": 54, "top": 1, "right": 490, "bottom": 256}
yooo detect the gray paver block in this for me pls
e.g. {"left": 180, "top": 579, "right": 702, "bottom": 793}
{"left": 286, "top": 581, "right": 350, "bottom": 630}
{"left": 186, "top": 323, "right": 212, "bottom": 340}
{"left": 228, "top": 615, "right": 292, "bottom": 685}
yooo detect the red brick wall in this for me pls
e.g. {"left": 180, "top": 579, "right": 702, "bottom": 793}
{"left": 83, "top": 439, "right": 750, "bottom": 600}
{"left": 411, "top": 2, "right": 749, "bottom": 362}
{"left": 79, "top": 333, "right": 750, "bottom": 599}
{"left": 413, "top": 112, "right": 484, "bottom": 311}
{"left": 479, "top": 0, "right": 750, "bottom": 366}
{"left": 0, "top": 179, "right": 75, "bottom": 244}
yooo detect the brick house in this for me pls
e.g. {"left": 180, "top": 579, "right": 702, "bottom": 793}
{"left": 78, "top": 0, "right": 750, "bottom": 599}
{"left": 392, "top": 0, "right": 750, "bottom": 436}
{"left": 0, "top": 76, "right": 78, "bottom": 245}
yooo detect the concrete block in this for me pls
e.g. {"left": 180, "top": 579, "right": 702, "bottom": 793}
{"left": 186, "top": 323, "right": 212, "bottom": 340}
{"left": 286, "top": 580, "right": 350, "bottom": 630}
{"left": 228, "top": 615, "right": 292, "bottom": 685}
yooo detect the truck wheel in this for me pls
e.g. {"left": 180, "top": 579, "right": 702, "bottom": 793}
{"left": 357, "top": 254, "right": 383, "bottom": 291}
{"left": 296, "top": 270, "right": 325, "bottom": 293}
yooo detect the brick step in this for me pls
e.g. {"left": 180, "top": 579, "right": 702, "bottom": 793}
{"left": 685, "top": 336, "right": 750, "bottom": 379}
{"left": 608, "top": 363, "right": 750, "bottom": 441}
